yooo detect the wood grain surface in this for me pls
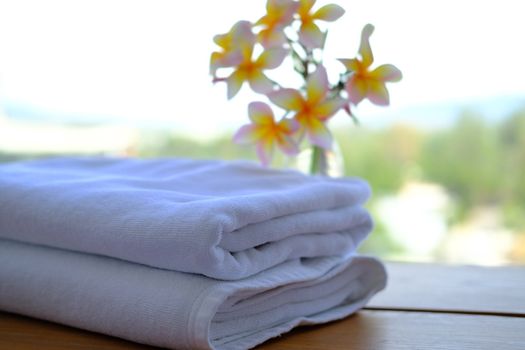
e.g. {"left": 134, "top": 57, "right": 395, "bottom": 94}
{"left": 368, "top": 262, "right": 525, "bottom": 316}
{"left": 0, "top": 311, "right": 157, "bottom": 350}
{"left": 259, "top": 310, "right": 525, "bottom": 350}
{"left": 1, "top": 262, "right": 524, "bottom": 349}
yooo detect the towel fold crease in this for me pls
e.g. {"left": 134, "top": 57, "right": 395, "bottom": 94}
{"left": 0, "top": 239, "right": 386, "bottom": 350}
{"left": 0, "top": 157, "right": 387, "bottom": 349}
{"left": 0, "top": 157, "right": 373, "bottom": 280}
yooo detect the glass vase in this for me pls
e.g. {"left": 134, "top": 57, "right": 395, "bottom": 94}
{"left": 291, "top": 141, "right": 345, "bottom": 177}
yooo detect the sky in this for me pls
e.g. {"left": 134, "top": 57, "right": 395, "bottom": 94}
{"left": 0, "top": 0, "right": 524, "bottom": 136}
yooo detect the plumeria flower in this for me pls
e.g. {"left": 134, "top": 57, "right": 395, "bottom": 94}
{"left": 234, "top": 101, "right": 300, "bottom": 166}
{"left": 225, "top": 43, "right": 288, "bottom": 99}
{"left": 268, "top": 65, "right": 346, "bottom": 149}
{"left": 211, "top": 21, "right": 287, "bottom": 99}
{"left": 255, "top": 0, "right": 300, "bottom": 48}
{"left": 338, "top": 24, "right": 402, "bottom": 106}
{"left": 210, "top": 21, "right": 254, "bottom": 77}
{"left": 297, "top": 0, "right": 345, "bottom": 48}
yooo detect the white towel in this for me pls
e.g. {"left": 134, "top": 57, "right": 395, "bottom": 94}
{"left": 0, "top": 239, "right": 386, "bottom": 350}
{"left": 0, "top": 157, "right": 373, "bottom": 280}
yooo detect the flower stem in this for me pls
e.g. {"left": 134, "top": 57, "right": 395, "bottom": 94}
{"left": 309, "top": 145, "right": 327, "bottom": 175}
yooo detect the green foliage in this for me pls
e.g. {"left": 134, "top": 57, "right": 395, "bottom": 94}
{"left": 499, "top": 110, "right": 525, "bottom": 232}
{"left": 137, "top": 131, "right": 256, "bottom": 161}
{"left": 335, "top": 123, "right": 422, "bottom": 195}
{"left": 3, "top": 105, "right": 524, "bottom": 240}
{"left": 419, "top": 113, "right": 503, "bottom": 221}
{"left": 135, "top": 108, "right": 525, "bottom": 234}
{"left": 0, "top": 152, "right": 46, "bottom": 163}
{"left": 416, "top": 110, "right": 525, "bottom": 230}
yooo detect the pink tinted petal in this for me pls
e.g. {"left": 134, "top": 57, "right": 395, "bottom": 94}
{"left": 257, "top": 0, "right": 298, "bottom": 27}
{"left": 248, "top": 71, "right": 275, "bottom": 94}
{"left": 313, "top": 4, "right": 345, "bottom": 22}
{"left": 255, "top": 14, "right": 268, "bottom": 27}
{"left": 214, "top": 21, "right": 253, "bottom": 50}
{"left": 210, "top": 51, "right": 243, "bottom": 75}
{"left": 290, "top": 119, "right": 307, "bottom": 142}
{"left": 370, "top": 64, "right": 402, "bottom": 82}
{"left": 268, "top": 88, "right": 304, "bottom": 110}
{"left": 213, "top": 33, "right": 230, "bottom": 49}
{"left": 232, "top": 21, "right": 256, "bottom": 58}
{"left": 314, "top": 96, "right": 346, "bottom": 120}
{"left": 267, "top": 0, "right": 292, "bottom": 14}
{"left": 233, "top": 124, "right": 258, "bottom": 144}
{"left": 256, "top": 141, "right": 274, "bottom": 167}
{"left": 346, "top": 76, "right": 368, "bottom": 105}
{"left": 271, "top": 0, "right": 299, "bottom": 23}
{"left": 306, "top": 119, "right": 333, "bottom": 149}
{"left": 295, "top": 126, "right": 307, "bottom": 143}
{"left": 209, "top": 52, "right": 222, "bottom": 76}
{"left": 221, "top": 50, "right": 244, "bottom": 66}
{"left": 232, "top": 21, "right": 256, "bottom": 44}
{"left": 298, "top": 0, "right": 316, "bottom": 16}
{"left": 277, "top": 135, "right": 299, "bottom": 156}
{"left": 367, "top": 81, "right": 390, "bottom": 106}
{"left": 227, "top": 70, "right": 246, "bottom": 99}
{"left": 279, "top": 117, "right": 300, "bottom": 133}
{"left": 281, "top": 0, "right": 301, "bottom": 23}
{"left": 299, "top": 22, "right": 325, "bottom": 48}
{"left": 258, "top": 28, "right": 288, "bottom": 48}
{"left": 359, "top": 24, "right": 374, "bottom": 67}
{"left": 256, "top": 47, "right": 288, "bottom": 69}
{"left": 257, "top": 0, "right": 282, "bottom": 26}
{"left": 248, "top": 101, "right": 274, "bottom": 124}
{"left": 338, "top": 58, "right": 360, "bottom": 72}
{"left": 306, "top": 65, "right": 329, "bottom": 104}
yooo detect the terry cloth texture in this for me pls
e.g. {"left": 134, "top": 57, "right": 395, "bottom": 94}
{"left": 0, "top": 239, "right": 386, "bottom": 350}
{"left": 0, "top": 157, "right": 373, "bottom": 280}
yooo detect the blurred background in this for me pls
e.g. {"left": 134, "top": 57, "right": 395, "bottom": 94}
{"left": 0, "top": 0, "right": 524, "bottom": 265}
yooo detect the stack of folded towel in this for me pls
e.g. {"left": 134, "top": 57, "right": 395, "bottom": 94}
{"left": 0, "top": 157, "right": 386, "bottom": 349}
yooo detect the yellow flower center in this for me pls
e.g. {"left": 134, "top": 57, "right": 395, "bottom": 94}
{"left": 355, "top": 60, "right": 371, "bottom": 79}
{"left": 300, "top": 13, "right": 314, "bottom": 26}
{"left": 239, "top": 59, "right": 261, "bottom": 78}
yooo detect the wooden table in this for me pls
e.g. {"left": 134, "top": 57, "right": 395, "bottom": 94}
{"left": 1, "top": 262, "right": 524, "bottom": 349}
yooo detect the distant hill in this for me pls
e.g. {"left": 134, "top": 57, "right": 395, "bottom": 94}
{"left": 359, "top": 95, "right": 525, "bottom": 129}
{"left": 3, "top": 95, "right": 525, "bottom": 132}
